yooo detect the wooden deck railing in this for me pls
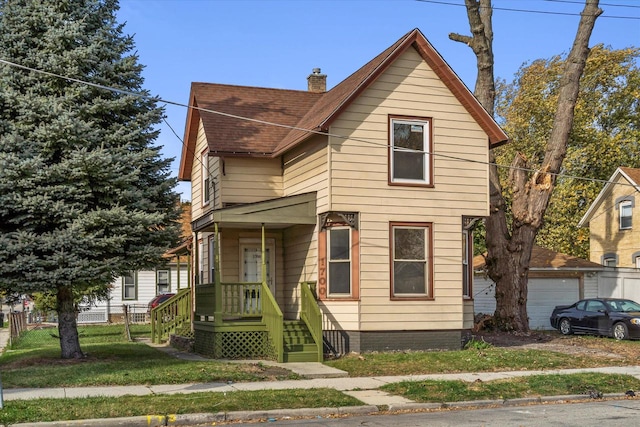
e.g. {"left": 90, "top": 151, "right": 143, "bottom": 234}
{"left": 300, "top": 281, "right": 322, "bottom": 362}
{"left": 260, "top": 281, "right": 284, "bottom": 362}
{"left": 150, "top": 288, "right": 192, "bottom": 343}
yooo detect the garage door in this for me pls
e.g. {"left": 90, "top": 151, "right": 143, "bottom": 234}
{"left": 473, "top": 276, "right": 579, "bottom": 330}
{"left": 527, "top": 278, "right": 579, "bottom": 330}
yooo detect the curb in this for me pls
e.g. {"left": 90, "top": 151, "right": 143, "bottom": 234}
{"left": 8, "top": 394, "right": 633, "bottom": 426}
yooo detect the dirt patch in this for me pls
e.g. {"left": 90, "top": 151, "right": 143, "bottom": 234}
{"left": 473, "top": 330, "right": 637, "bottom": 361}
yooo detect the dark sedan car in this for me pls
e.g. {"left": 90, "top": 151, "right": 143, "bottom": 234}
{"left": 550, "top": 298, "right": 640, "bottom": 340}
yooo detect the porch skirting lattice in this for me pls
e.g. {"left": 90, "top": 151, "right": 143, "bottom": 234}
{"left": 194, "top": 328, "right": 277, "bottom": 360}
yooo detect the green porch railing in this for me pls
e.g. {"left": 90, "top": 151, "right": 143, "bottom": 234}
{"left": 300, "top": 281, "right": 323, "bottom": 362}
{"left": 260, "top": 281, "right": 284, "bottom": 362}
{"left": 195, "top": 282, "right": 265, "bottom": 320}
{"left": 150, "top": 287, "right": 192, "bottom": 344}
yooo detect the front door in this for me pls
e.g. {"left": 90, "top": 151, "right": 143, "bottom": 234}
{"left": 240, "top": 238, "right": 275, "bottom": 295}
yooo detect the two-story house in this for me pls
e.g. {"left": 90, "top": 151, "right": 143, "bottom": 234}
{"left": 178, "top": 28, "right": 508, "bottom": 361}
{"left": 579, "top": 167, "right": 640, "bottom": 268}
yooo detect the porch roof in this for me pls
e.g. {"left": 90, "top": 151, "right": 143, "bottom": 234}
{"left": 192, "top": 192, "right": 317, "bottom": 232}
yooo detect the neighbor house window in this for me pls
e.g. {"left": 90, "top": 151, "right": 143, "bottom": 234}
{"left": 462, "top": 229, "right": 472, "bottom": 299}
{"left": 328, "top": 227, "right": 351, "bottom": 296}
{"left": 390, "top": 222, "right": 432, "bottom": 299}
{"left": 389, "top": 116, "right": 432, "bottom": 185}
{"left": 156, "top": 270, "right": 170, "bottom": 294}
{"left": 122, "top": 271, "right": 137, "bottom": 300}
{"left": 619, "top": 200, "right": 632, "bottom": 230}
{"left": 602, "top": 253, "right": 618, "bottom": 267}
{"left": 201, "top": 150, "right": 210, "bottom": 205}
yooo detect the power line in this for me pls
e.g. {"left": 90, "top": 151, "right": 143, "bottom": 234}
{"left": 0, "top": 57, "right": 638, "bottom": 194}
{"left": 415, "top": 0, "right": 640, "bottom": 20}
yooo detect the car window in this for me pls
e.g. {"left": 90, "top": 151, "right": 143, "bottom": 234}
{"left": 585, "top": 300, "right": 606, "bottom": 312}
{"left": 619, "top": 300, "right": 640, "bottom": 312}
{"left": 576, "top": 301, "right": 587, "bottom": 311}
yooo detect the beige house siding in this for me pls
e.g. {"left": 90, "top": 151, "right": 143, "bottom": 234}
{"left": 282, "top": 224, "right": 317, "bottom": 319}
{"left": 220, "top": 157, "right": 283, "bottom": 205}
{"left": 283, "top": 134, "right": 329, "bottom": 209}
{"left": 324, "top": 47, "right": 488, "bottom": 331}
{"left": 190, "top": 119, "right": 210, "bottom": 219}
{"left": 588, "top": 174, "right": 640, "bottom": 268}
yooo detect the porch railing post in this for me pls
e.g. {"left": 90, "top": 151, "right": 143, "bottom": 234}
{"left": 214, "top": 222, "right": 223, "bottom": 326}
{"left": 261, "top": 223, "right": 266, "bottom": 286}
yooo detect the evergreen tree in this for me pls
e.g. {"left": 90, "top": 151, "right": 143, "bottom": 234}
{"left": 0, "top": 0, "right": 181, "bottom": 358}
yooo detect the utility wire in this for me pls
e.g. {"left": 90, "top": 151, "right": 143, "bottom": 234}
{"left": 415, "top": 0, "right": 640, "bottom": 19}
{"left": 1, "top": 56, "right": 639, "bottom": 194}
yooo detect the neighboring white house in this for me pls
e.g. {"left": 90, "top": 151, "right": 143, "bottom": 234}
{"left": 78, "top": 262, "right": 190, "bottom": 323}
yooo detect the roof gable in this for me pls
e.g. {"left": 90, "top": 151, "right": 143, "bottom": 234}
{"left": 178, "top": 28, "right": 509, "bottom": 181}
{"left": 578, "top": 167, "right": 640, "bottom": 227}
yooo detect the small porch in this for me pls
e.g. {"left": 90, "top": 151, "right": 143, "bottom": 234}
{"left": 191, "top": 192, "right": 323, "bottom": 362}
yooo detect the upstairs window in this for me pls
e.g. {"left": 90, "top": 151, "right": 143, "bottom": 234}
{"left": 201, "top": 150, "right": 210, "bottom": 206}
{"left": 620, "top": 200, "right": 632, "bottom": 230}
{"left": 389, "top": 117, "right": 432, "bottom": 185}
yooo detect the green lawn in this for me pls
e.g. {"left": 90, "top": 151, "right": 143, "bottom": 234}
{"left": 1, "top": 324, "right": 639, "bottom": 424}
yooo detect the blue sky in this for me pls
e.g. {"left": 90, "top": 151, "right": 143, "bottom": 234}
{"left": 115, "top": 0, "right": 640, "bottom": 201}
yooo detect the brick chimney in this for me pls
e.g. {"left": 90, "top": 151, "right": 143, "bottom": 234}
{"left": 307, "top": 68, "right": 327, "bottom": 93}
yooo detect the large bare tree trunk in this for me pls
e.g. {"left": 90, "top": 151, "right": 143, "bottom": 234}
{"left": 450, "top": 0, "right": 602, "bottom": 331}
{"left": 57, "top": 285, "right": 84, "bottom": 359}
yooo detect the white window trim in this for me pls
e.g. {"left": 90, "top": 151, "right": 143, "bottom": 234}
{"left": 327, "top": 226, "right": 352, "bottom": 297}
{"left": 619, "top": 200, "right": 632, "bottom": 230}
{"left": 156, "top": 269, "right": 170, "bottom": 294}
{"left": 122, "top": 271, "right": 137, "bottom": 301}
{"left": 390, "top": 118, "right": 431, "bottom": 185}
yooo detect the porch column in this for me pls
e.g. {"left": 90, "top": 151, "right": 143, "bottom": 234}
{"left": 261, "top": 223, "right": 267, "bottom": 285}
{"left": 176, "top": 255, "right": 181, "bottom": 290}
{"left": 187, "top": 253, "right": 191, "bottom": 288}
{"left": 214, "top": 223, "right": 223, "bottom": 325}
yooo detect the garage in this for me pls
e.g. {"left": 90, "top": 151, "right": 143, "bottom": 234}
{"left": 473, "top": 246, "right": 602, "bottom": 330}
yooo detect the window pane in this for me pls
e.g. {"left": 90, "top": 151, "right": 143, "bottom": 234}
{"left": 393, "top": 150, "right": 424, "bottom": 180}
{"left": 621, "top": 203, "right": 632, "bottom": 229}
{"left": 124, "top": 285, "right": 135, "bottom": 299}
{"left": 394, "top": 261, "right": 426, "bottom": 294}
{"left": 394, "top": 228, "right": 425, "bottom": 260}
{"left": 329, "top": 262, "right": 350, "bottom": 294}
{"left": 157, "top": 270, "right": 169, "bottom": 284}
{"left": 330, "top": 228, "right": 350, "bottom": 260}
{"left": 393, "top": 123, "right": 424, "bottom": 151}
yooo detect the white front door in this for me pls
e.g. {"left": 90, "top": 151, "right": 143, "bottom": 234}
{"left": 240, "top": 239, "right": 275, "bottom": 295}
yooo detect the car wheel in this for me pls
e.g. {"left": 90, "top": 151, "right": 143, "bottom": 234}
{"left": 613, "top": 322, "right": 629, "bottom": 340}
{"left": 559, "top": 318, "right": 573, "bottom": 335}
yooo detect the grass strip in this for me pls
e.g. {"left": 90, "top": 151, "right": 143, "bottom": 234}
{"left": 325, "top": 348, "right": 627, "bottom": 377}
{"left": 381, "top": 373, "right": 640, "bottom": 402}
{"left": 0, "top": 389, "right": 361, "bottom": 425}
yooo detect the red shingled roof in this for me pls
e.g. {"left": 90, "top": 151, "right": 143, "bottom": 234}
{"left": 473, "top": 245, "right": 602, "bottom": 270}
{"left": 179, "top": 28, "right": 509, "bottom": 181}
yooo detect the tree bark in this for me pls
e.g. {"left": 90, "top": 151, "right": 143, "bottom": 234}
{"left": 450, "top": 0, "right": 602, "bottom": 331}
{"left": 57, "top": 285, "right": 84, "bottom": 359}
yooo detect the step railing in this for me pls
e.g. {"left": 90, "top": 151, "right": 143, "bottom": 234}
{"left": 300, "top": 281, "right": 323, "bottom": 362}
{"left": 150, "top": 288, "right": 192, "bottom": 343}
{"left": 261, "top": 281, "right": 284, "bottom": 362}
